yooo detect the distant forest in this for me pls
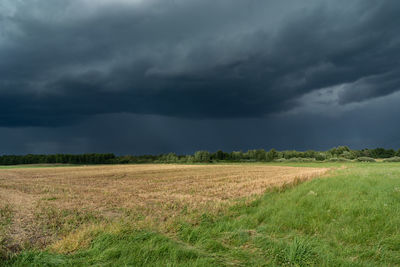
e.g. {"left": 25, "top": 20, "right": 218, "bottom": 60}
{"left": 1, "top": 146, "right": 400, "bottom": 165}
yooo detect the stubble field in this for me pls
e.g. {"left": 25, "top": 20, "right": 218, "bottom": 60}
{"left": 0, "top": 164, "right": 328, "bottom": 257}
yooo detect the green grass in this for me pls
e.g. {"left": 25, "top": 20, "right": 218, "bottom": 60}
{"left": 3, "top": 163, "right": 400, "bottom": 266}
{"left": 6, "top": 230, "right": 218, "bottom": 267}
{"left": 0, "top": 164, "right": 81, "bottom": 169}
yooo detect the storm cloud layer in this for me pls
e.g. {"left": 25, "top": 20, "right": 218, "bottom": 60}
{"left": 1, "top": 0, "right": 400, "bottom": 153}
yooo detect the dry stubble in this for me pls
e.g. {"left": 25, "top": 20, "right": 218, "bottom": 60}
{"left": 0, "top": 164, "right": 328, "bottom": 252}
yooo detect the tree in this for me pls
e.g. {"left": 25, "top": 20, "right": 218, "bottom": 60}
{"left": 194, "top": 151, "right": 211, "bottom": 162}
{"left": 166, "top": 153, "right": 178, "bottom": 163}
{"left": 215, "top": 150, "right": 225, "bottom": 160}
{"left": 255, "top": 149, "right": 267, "bottom": 161}
{"left": 230, "top": 151, "right": 243, "bottom": 161}
{"left": 266, "top": 149, "right": 278, "bottom": 161}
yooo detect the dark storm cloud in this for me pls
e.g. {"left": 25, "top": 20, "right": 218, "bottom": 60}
{"left": 1, "top": 0, "right": 400, "bottom": 127}
{"left": 339, "top": 71, "right": 400, "bottom": 104}
{"left": 2, "top": 90, "right": 400, "bottom": 155}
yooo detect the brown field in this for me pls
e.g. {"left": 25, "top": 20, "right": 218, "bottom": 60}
{"left": 0, "top": 164, "right": 328, "bottom": 253}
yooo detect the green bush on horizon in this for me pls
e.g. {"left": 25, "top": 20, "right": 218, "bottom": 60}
{"left": 286, "top": 157, "right": 316, "bottom": 162}
{"left": 325, "top": 157, "right": 352, "bottom": 162}
{"left": 382, "top": 157, "right": 400, "bottom": 162}
{"left": 356, "top": 157, "right": 376, "bottom": 162}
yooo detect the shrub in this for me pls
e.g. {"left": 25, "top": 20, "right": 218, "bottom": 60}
{"left": 356, "top": 157, "right": 376, "bottom": 162}
{"left": 315, "top": 153, "right": 327, "bottom": 161}
{"left": 341, "top": 151, "right": 356, "bottom": 159}
{"left": 274, "top": 158, "right": 287, "bottom": 162}
{"left": 325, "top": 157, "right": 352, "bottom": 162}
{"left": 382, "top": 157, "right": 400, "bottom": 162}
{"left": 286, "top": 158, "right": 316, "bottom": 162}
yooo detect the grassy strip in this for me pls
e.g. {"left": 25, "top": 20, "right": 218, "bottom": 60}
{"left": 5, "top": 230, "right": 219, "bottom": 266}
{"left": 4, "top": 163, "right": 400, "bottom": 266}
{"left": 0, "top": 164, "right": 81, "bottom": 170}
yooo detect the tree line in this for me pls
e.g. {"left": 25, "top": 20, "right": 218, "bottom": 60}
{"left": 1, "top": 146, "right": 400, "bottom": 165}
{"left": 0, "top": 153, "right": 116, "bottom": 165}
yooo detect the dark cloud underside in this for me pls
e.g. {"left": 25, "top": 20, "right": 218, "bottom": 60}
{"left": 1, "top": 0, "right": 400, "bottom": 126}
{"left": 1, "top": 0, "right": 400, "bottom": 153}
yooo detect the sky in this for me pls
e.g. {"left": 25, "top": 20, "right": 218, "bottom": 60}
{"left": 1, "top": 0, "right": 400, "bottom": 155}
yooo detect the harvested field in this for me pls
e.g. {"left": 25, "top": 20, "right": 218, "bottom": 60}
{"left": 0, "top": 164, "right": 328, "bottom": 253}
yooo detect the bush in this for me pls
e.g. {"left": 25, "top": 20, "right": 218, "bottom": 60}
{"left": 286, "top": 158, "right": 316, "bottom": 162}
{"left": 382, "top": 157, "right": 400, "bottom": 162}
{"left": 273, "top": 158, "right": 319, "bottom": 163}
{"left": 356, "top": 157, "right": 376, "bottom": 162}
{"left": 274, "top": 158, "right": 287, "bottom": 162}
{"left": 341, "top": 151, "right": 356, "bottom": 159}
{"left": 315, "top": 153, "right": 328, "bottom": 161}
{"left": 325, "top": 157, "right": 352, "bottom": 162}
